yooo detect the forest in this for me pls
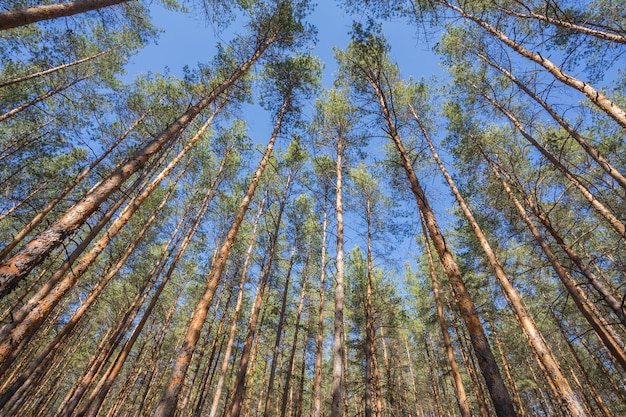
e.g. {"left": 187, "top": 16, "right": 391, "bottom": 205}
{"left": 0, "top": 0, "right": 625, "bottom": 416}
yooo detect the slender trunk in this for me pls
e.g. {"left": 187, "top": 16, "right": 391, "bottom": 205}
{"left": 294, "top": 304, "right": 309, "bottom": 417}
{"left": 0, "top": 113, "right": 147, "bottom": 262}
{"left": 412, "top": 105, "right": 586, "bottom": 416}
{"left": 475, "top": 86, "right": 626, "bottom": 237}
{"left": 0, "top": 107, "right": 224, "bottom": 375}
{"left": 0, "top": 34, "right": 274, "bottom": 296}
{"left": 442, "top": 0, "right": 626, "bottom": 128}
{"left": 450, "top": 305, "right": 490, "bottom": 417}
{"left": 312, "top": 190, "right": 328, "bottom": 417}
{"left": 77, "top": 169, "right": 220, "bottom": 417}
{"left": 151, "top": 82, "right": 288, "bottom": 417}
{"left": 379, "top": 325, "right": 395, "bottom": 413}
{"left": 418, "top": 211, "right": 471, "bottom": 417}
{"left": 488, "top": 317, "right": 529, "bottom": 417}
{"left": 404, "top": 338, "right": 421, "bottom": 417}
{"left": 0, "top": 164, "right": 183, "bottom": 410}
{"left": 364, "top": 199, "right": 380, "bottom": 417}
{"left": 279, "top": 250, "right": 309, "bottom": 417}
{"left": 0, "top": 50, "right": 108, "bottom": 88}
{"left": 521, "top": 188, "right": 626, "bottom": 326}
{"left": 0, "top": 77, "right": 86, "bottom": 123}
{"left": 331, "top": 129, "right": 346, "bottom": 417}
{"left": 376, "top": 84, "right": 515, "bottom": 415}
{"left": 472, "top": 49, "right": 626, "bottom": 191}
{"left": 207, "top": 199, "right": 265, "bottom": 417}
{"left": 53, "top": 210, "right": 188, "bottom": 417}
{"left": 0, "top": 0, "right": 131, "bottom": 31}
{"left": 496, "top": 5, "right": 626, "bottom": 44}
{"left": 551, "top": 310, "right": 614, "bottom": 417}
{"left": 263, "top": 234, "right": 298, "bottom": 417}
{"left": 481, "top": 147, "right": 626, "bottom": 372}
{"left": 0, "top": 181, "right": 49, "bottom": 223}
{"left": 226, "top": 180, "right": 290, "bottom": 417}
{"left": 423, "top": 333, "right": 444, "bottom": 417}
{"left": 0, "top": 171, "right": 144, "bottom": 378}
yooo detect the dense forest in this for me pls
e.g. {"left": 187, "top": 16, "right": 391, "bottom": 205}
{"left": 0, "top": 1, "right": 625, "bottom": 416}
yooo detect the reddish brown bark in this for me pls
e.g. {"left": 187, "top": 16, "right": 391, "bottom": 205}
{"left": 0, "top": 36, "right": 270, "bottom": 297}
{"left": 0, "top": 0, "right": 131, "bottom": 31}
{"left": 153, "top": 89, "right": 288, "bottom": 417}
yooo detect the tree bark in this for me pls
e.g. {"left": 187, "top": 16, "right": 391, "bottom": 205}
{"left": 375, "top": 84, "right": 516, "bottom": 415}
{"left": 225, "top": 176, "right": 291, "bottom": 417}
{"left": 0, "top": 50, "right": 108, "bottom": 88}
{"left": 412, "top": 105, "right": 586, "bottom": 416}
{"left": 153, "top": 88, "right": 289, "bottom": 417}
{"left": 0, "top": 113, "right": 147, "bottom": 262}
{"left": 419, "top": 211, "right": 471, "bottom": 417}
{"left": 472, "top": 49, "right": 626, "bottom": 191}
{"left": 331, "top": 128, "right": 346, "bottom": 417}
{"left": 442, "top": 0, "right": 626, "bottom": 129}
{"left": 0, "top": 34, "right": 273, "bottom": 297}
{"left": 207, "top": 199, "right": 265, "bottom": 417}
{"left": 311, "top": 187, "right": 328, "bottom": 417}
{"left": 481, "top": 147, "right": 626, "bottom": 372}
{"left": 0, "top": 0, "right": 131, "bottom": 31}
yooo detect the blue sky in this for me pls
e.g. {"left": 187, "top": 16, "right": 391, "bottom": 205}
{"left": 122, "top": 1, "right": 452, "bottom": 271}
{"left": 124, "top": 2, "right": 443, "bottom": 88}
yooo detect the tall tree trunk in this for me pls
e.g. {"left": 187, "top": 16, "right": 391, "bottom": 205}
{"left": 0, "top": 34, "right": 275, "bottom": 297}
{"left": 0, "top": 0, "right": 131, "bottom": 31}
{"left": 0, "top": 77, "right": 87, "bottom": 123}
{"left": 520, "top": 185, "right": 626, "bottom": 326}
{"left": 0, "top": 50, "right": 108, "bottom": 88}
{"left": 152, "top": 86, "right": 289, "bottom": 417}
{"left": 0, "top": 107, "right": 226, "bottom": 379}
{"left": 0, "top": 163, "right": 184, "bottom": 410}
{"left": 225, "top": 178, "right": 291, "bottom": 417}
{"left": 376, "top": 84, "right": 516, "bottom": 416}
{"left": 279, "top": 243, "right": 310, "bottom": 417}
{"left": 263, "top": 233, "right": 298, "bottom": 417}
{"left": 441, "top": 0, "right": 626, "bottom": 128}
{"left": 53, "top": 209, "right": 188, "bottom": 417}
{"left": 312, "top": 189, "right": 328, "bottom": 417}
{"left": 379, "top": 324, "right": 395, "bottom": 413}
{"left": 471, "top": 49, "right": 626, "bottom": 191}
{"left": 76, "top": 171, "right": 220, "bottom": 417}
{"left": 412, "top": 105, "right": 586, "bottom": 416}
{"left": 207, "top": 199, "right": 265, "bottom": 417}
{"left": 0, "top": 113, "right": 147, "bottom": 262}
{"left": 480, "top": 146, "right": 626, "bottom": 372}
{"left": 331, "top": 128, "right": 346, "bottom": 417}
{"left": 419, "top": 211, "right": 471, "bottom": 417}
{"left": 0, "top": 170, "right": 144, "bottom": 378}
{"left": 495, "top": 4, "right": 626, "bottom": 44}
{"left": 364, "top": 198, "right": 382, "bottom": 417}
{"left": 474, "top": 86, "right": 626, "bottom": 238}
{"left": 551, "top": 309, "right": 614, "bottom": 417}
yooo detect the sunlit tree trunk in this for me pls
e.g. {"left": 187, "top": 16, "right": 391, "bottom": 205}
{"left": 480, "top": 146, "right": 626, "bottom": 372}
{"left": 0, "top": 50, "right": 109, "bottom": 88}
{"left": 377, "top": 90, "right": 515, "bottom": 416}
{"left": 418, "top": 211, "right": 471, "bottom": 417}
{"left": 0, "top": 35, "right": 274, "bottom": 297}
{"left": 331, "top": 127, "right": 346, "bottom": 417}
{"left": 280, "top": 245, "right": 310, "bottom": 417}
{"left": 153, "top": 85, "right": 289, "bottom": 417}
{"left": 225, "top": 173, "right": 293, "bottom": 417}
{"left": 412, "top": 105, "right": 586, "bottom": 416}
{"left": 312, "top": 185, "right": 328, "bottom": 417}
{"left": 441, "top": 0, "right": 626, "bottom": 128}
{"left": 0, "top": 0, "right": 132, "bottom": 31}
